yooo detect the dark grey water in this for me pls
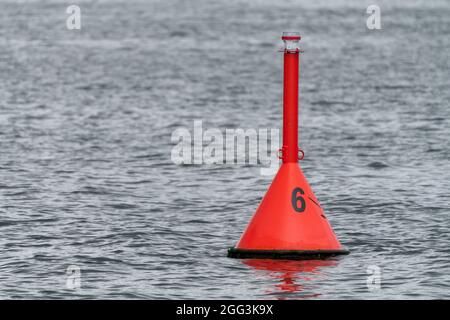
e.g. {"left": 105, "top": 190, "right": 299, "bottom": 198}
{"left": 0, "top": 0, "right": 449, "bottom": 299}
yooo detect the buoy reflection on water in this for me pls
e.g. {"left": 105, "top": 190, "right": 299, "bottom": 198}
{"left": 242, "top": 259, "right": 339, "bottom": 298}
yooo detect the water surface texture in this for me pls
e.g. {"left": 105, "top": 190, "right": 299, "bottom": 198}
{"left": 0, "top": 0, "right": 449, "bottom": 299}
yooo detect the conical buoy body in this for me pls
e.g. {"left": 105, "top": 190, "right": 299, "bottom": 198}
{"left": 228, "top": 32, "right": 348, "bottom": 259}
{"left": 228, "top": 163, "right": 347, "bottom": 258}
{"left": 236, "top": 163, "right": 342, "bottom": 250}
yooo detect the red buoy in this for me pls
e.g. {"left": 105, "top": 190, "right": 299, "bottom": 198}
{"left": 228, "top": 32, "right": 349, "bottom": 259}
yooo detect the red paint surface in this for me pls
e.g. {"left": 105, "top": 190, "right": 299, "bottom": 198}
{"left": 282, "top": 51, "right": 299, "bottom": 163}
{"left": 235, "top": 163, "right": 344, "bottom": 250}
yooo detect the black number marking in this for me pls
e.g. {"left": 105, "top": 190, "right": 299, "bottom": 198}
{"left": 291, "top": 187, "right": 306, "bottom": 213}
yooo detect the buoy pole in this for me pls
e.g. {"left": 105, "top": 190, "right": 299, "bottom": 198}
{"left": 282, "top": 33, "right": 300, "bottom": 163}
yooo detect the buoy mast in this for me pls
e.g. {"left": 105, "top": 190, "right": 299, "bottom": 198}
{"left": 281, "top": 32, "right": 301, "bottom": 163}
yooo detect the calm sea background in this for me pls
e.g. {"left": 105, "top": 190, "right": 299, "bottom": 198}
{"left": 0, "top": 0, "right": 449, "bottom": 299}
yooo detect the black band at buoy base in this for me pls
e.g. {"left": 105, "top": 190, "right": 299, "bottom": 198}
{"left": 227, "top": 247, "right": 350, "bottom": 260}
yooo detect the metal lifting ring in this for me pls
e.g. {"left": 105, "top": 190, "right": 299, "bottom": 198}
{"left": 298, "top": 148, "right": 305, "bottom": 160}
{"left": 277, "top": 148, "right": 283, "bottom": 160}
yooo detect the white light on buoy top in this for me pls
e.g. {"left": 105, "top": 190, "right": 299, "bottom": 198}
{"left": 281, "top": 32, "right": 301, "bottom": 52}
